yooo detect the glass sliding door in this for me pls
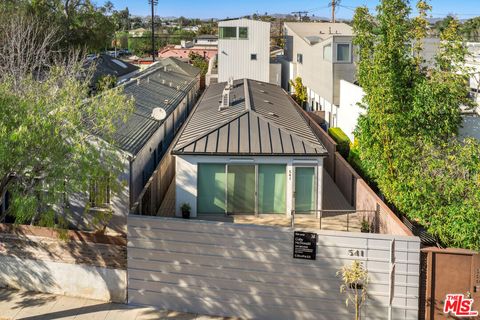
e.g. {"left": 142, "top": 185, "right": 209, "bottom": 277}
{"left": 197, "top": 164, "right": 226, "bottom": 213}
{"left": 227, "top": 165, "right": 256, "bottom": 214}
{"left": 294, "top": 167, "right": 316, "bottom": 213}
{"left": 258, "top": 164, "right": 286, "bottom": 214}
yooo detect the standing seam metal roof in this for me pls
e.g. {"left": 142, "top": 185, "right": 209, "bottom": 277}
{"left": 112, "top": 59, "right": 200, "bottom": 155}
{"left": 173, "top": 79, "right": 327, "bottom": 156}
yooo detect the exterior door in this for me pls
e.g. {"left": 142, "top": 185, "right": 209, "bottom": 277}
{"left": 294, "top": 167, "right": 316, "bottom": 213}
{"left": 227, "top": 165, "right": 256, "bottom": 214}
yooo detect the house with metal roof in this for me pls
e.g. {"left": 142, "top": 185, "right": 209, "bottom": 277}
{"left": 70, "top": 58, "right": 201, "bottom": 228}
{"left": 172, "top": 78, "right": 328, "bottom": 218}
{"left": 84, "top": 54, "right": 140, "bottom": 89}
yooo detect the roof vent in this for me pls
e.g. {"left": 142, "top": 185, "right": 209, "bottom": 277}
{"left": 176, "top": 85, "right": 180, "bottom": 90}
{"left": 136, "top": 78, "right": 141, "bottom": 85}
{"left": 147, "top": 77, "right": 150, "bottom": 83}
{"left": 267, "top": 112, "right": 278, "bottom": 117}
{"left": 259, "top": 89, "right": 266, "bottom": 93}
{"left": 329, "top": 27, "right": 332, "bottom": 34}
{"left": 219, "top": 77, "right": 234, "bottom": 111}
{"left": 162, "top": 79, "right": 166, "bottom": 85}
{"left": 264, "top": 100, "right": 272, "bottom": 104}
{"left": 164, "top": 99, "right": 169, "bottom": 104}
{"left": 164, "top": 66, "right": 167, "bottom": 72}
{"left": 169, "top": 82, "right": 173, "bottom": 87}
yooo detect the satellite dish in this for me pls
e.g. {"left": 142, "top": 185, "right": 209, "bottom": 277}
{"left": 151, "top": 107, "right": 167, "bottom": 121}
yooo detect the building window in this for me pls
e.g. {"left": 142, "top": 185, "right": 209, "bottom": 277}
{"left": 219, "top": 27, "right": 237, "bottom": 39}
{"left": 297, "top": 53, "right": 303, "bottom": 64}
{"left": 197, "top": 163, "right": 287, "bottom": 214}
{"left": 251, "top": 54, "right": 257, "bottom": 60}
{"left": 89, "top": 175, "right": 111, "bottom": 208}
{"left": 239, "top": 27, "right": 248, "bottom": 39}
{"left": 336, "top": 43, "right": 351, "bottom": 62}
{"left": 323, "top": 44, "right": 332, "bottom": 61}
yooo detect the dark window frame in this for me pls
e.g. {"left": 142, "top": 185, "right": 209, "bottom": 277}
{"left": 219, "top": 27, "right": 237, "bottom": 39}
{"left": 297, "top": 53, "right": 303, "bottom": 64}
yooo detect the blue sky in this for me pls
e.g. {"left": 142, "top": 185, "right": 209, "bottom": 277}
{"left": 105, "top": 0, "right": 480, "bottom": 19}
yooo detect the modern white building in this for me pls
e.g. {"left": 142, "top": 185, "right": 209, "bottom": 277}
{"left": 172, "top": 79, "right": 327, "bottom": 217}
{"left": 218, "top": 19, "right": 271, "bottom": 83}
{"left": 337, "top": 80, "right": 365, "bottom": 141}
{"left": 282, "top": 22, "right": 356, "bottom": 127}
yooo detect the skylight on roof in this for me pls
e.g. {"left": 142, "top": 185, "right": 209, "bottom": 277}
{"left": 112, "top": 59, "right": 128, "bottom": 69}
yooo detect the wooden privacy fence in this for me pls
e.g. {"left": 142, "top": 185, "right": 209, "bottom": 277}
{"left": 127, "top": 216, "right": 421, "bottom": 320}
{"left": 296, "top": 106, "right": 413, "bottom": 237}
{"left": 131, "top": 146, "right": 175, "bottom": 216}
{"left": 420, "top": 247, "right": 480, "bottom": 320}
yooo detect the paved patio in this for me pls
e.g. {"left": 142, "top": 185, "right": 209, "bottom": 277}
{"left": 157, "top": 170, "right": 361, "bottom": 232}
{"left": 0, "top": 288, "right": 237, "bottom": 320}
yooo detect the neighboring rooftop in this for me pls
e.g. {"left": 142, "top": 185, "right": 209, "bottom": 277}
{"left": 285, "top": 22, "right": 353, "bottom": 44}
{"left": 172, "top": 79, "right": 327, "bottom": 156}
{"left": 112, "top": 58, "right": 200, "bottom": 155}
{"left": 85, "top": 54, "right": 139, "bottom": 86}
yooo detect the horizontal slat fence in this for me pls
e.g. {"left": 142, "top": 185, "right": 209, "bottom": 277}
{"left": 127, "top": 216, "right": 420, "bottom": 319}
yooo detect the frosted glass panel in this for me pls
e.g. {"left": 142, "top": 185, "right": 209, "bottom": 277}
{"left": 197, "top": 164, "right": 226, "bottom": 213}
{"left": 227, "top": 165, "right": 255, "bottom": 214}
{"left": 295, "top": 167, "right": 316, "bottom": 213}
{"left": 258, "top": 165, "right": 286, "bottom": 214}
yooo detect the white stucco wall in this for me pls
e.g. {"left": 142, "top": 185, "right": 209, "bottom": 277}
{"left": 175, "top": 155, "right": 324, "bottom": 217}
{"left": 218, "top": 19, "right": 270, "bottom": 83}
{"left": 0, "top": 256, "right": 126, "bottom": 302}
{"left": 337, "top": 80, "right": 366, "bottom": 141}
{"left": 284, "top": 24, "right": 356, "bottom": 106}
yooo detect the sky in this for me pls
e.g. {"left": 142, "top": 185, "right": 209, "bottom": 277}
{"left": 105, "top": 0, "right": 480, "bottom": 20}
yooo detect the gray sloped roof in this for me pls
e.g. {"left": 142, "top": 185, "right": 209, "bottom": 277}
{"left": 172, "top": 79, "right": 327, "bottom": 156}
{"left": 112, "top": 60, "right": 199, "bottom": 155}
{"left": 85, "top": 54, "right": 139, "bottom": 85}
{"left": 155, "top": 57, "right": 201, "bottom": 78}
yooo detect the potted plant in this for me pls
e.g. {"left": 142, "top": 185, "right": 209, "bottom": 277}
{"left": 181, "top": 203, "right": 191, "bottom": 219}
{"left": 360, "top": 218, "right": 370, "bottom": 233}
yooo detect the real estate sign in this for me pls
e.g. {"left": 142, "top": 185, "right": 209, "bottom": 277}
{"left": 293, "top": 231, "right": 317, "bottom": 260}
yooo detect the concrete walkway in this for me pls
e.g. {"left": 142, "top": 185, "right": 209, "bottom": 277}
{"left": 0, "top": 289, "right": 235, "bottom": 320}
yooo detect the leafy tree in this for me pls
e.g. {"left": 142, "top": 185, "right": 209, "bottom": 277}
{"left": 3, "top": 0, "right": 116, "bottom": 52}
{"left": 170, "top": 29, "right": 196, "bottom": 45}
{"left": 128, "top": 32, "right": 153, "bottom": 55}
{"left": 188, "top": 52, "right": 208, "bottom": 76}
{"left": 433, "top": 15, "right": 455, "bottom": 36}
{"left": 353, "top": 0, "right": 480, "bottom": 250}
{"left": 111, "top": 7, "right": 131, "bottom": 32}
{"left": 289, "top": 77, "right": 308, "bottom": 108}
{"left": 0, "top": 7, "right": 134, "bottom": 229}
{"left": 461, "top": 17, "right": 480, "bottom": 42}
{"left": 198, "top": 23, "right": 217, "bottom": 35}
{"left": 0, "top": 67, "right": 134, "bottom": 228}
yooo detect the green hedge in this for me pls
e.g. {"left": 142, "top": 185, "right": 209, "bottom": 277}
{"left": 328, "top": 127, "right": 351, "bottom": 158}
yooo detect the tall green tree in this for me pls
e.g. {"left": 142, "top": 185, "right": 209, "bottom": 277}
{"left": 0, "top": 7, "right": 134, "bottom": 229}
{"left": 353, "top": 0, "right": 480, "bottom": 250}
